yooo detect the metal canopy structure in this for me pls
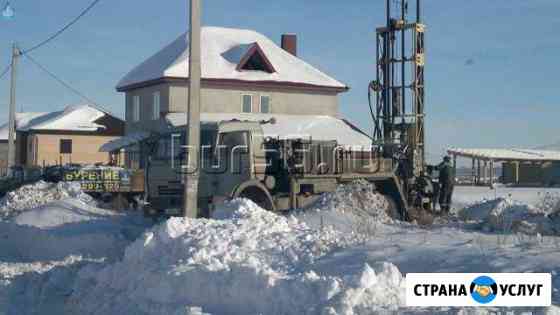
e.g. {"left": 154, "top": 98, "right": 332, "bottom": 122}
{"left": 448, "top": 148, "right": 560, "bottom": 162}
{"left": 448, "top": 148, "right": 560, "bottom": 187}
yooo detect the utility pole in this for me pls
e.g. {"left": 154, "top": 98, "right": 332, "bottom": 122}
{"left": 7, "top": 43, "right": 19, "bottom": 174}
{"left": 183, "top": 0, "right": 201, "bottom": 218}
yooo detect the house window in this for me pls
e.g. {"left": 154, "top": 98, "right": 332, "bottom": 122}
{"left": 241, "top": 53, "right": 270, "bottom": 72}
{"left": 153, "top": 92, "right": 160, "bottom": 120}
{"left": 260, "top": 95, "right": 271, "bottom": 113}
{"left": 237, "top": 44, "right": 276, "bottom": 73}
{"left": 60, "top": 139, "right": 72, "bottom": 154}
{"left": 132, "top": 95, "right": 140, "bottom": 122}
{"left": 242, "top": 95, "right": 252, "bottom": 113}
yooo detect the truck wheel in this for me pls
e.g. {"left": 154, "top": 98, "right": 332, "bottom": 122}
{"left": 234, "top": 182, "right": 275, "bottom": 211}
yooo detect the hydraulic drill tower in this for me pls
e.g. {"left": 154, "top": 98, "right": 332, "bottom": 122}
{"left": 371, "top": 0, "right": 426, "bottom": 180}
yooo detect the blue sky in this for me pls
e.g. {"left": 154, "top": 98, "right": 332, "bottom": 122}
{"left": 0, "top": 0, "right": 559, "bottom": 162}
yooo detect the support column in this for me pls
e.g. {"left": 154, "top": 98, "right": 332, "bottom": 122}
{"left": 7, "top": 44, "right": 19, "bottom": 173}
{"left": 183, "top": 0, "right": 202, "bottom": 218}
{"left": 477, "top": 159, "right": 481, "bottom": 186}
{"left": 489, "top": 160, "right": 494, "bottom": 188}
{"left": 453, "top": 155, "right": 457, "bottom": 174}
{"left": 483, "top": 160, "right": 488, "bottom": 185}
{"left": 452, "top": 154, "right": 457, "bottom": 184}
{"left": 472, "top": 158, "right": 476, "bottom": 186}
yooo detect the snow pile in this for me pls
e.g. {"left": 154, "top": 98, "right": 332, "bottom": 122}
{"left": 68, "top": 199, "right": 406, "bottom": 315}
{"left": 311, "top": 181, "right": 392, "bottom": 221}
{"left": 0, "top": 182, "right": 149, "bottom": 262}
{"left": 0, "top": 255, "right": 101, "bottom": 286}
{"left": 0, "top": 255, "right": 105, "bottom": 315}
{"left": 0, "top": 181, "right": 93, "bottom": 220}
{"left": 537, "top": 191, "right": 560, "bottom": 215}
{"left": 13, "top": 198, "right": 116, "bottom": 229}
{"left": 0, "top": 188, "right": 150, "bottom": 313}
{"left": 298, "top": 181, "right": 394, "bottom": 235}
{"left": 459, "top": 197, "right": 560, "bottom": 236}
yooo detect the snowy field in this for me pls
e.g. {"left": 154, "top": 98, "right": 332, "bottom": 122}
{"left": 0, "top": 182, "right": 559, "bottom": 314}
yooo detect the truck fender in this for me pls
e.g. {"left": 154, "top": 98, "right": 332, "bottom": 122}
{"left": 232, "top": 180, "right": 276, "bottom": 211}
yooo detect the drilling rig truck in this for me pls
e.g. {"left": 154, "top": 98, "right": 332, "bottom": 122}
{"left": 143, "top": 0, "right": 434, "bottom": 220}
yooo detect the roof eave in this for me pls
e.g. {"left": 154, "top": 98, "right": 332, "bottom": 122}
{"left": 116, "top": 77, "right": 349, "bottom": 94}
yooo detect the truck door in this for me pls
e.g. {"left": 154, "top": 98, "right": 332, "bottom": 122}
{"left": 213, "top": 130, "right": 251, "bottom": 197}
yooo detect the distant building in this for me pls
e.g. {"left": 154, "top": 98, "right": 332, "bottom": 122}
{"left": 0, "top": 104, "right": 124, "bottom": 168}
{"left": 448, "top": 148, "right": 560, "bottom": 187}
{"left": 112, "top": 26, "right": 370, "bottom": 168}
{"left": 0, "top": 113, "right": 45, "bottom": 170}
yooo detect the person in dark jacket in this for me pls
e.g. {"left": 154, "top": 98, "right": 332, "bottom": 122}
{"left": 437, "top": 156, "right": 455, "bottom": 213}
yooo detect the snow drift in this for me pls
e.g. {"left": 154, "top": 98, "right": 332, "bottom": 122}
{"left": 0, "top": 182, "right": 150, "bottom": 314}
{"left": 0, "top": 181, "right": 149, "bottom": 262}
{"left": 458, "top": 196, "right": 560, "bottom": 236}
{"left": 68, "top": 199, "right": 406, "bottom": 315}
{"left": 0, "top": 181, "right": 93, "bottom": 220}
{"left": 297, "top": 181, "right": 394, "bottom": 235}
{"left": 308, "top": 181, "right": 393, "bottom": 222}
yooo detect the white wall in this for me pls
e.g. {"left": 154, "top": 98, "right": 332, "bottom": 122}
{"left": 125, "top": 81, "right": 341, "bottom": 134}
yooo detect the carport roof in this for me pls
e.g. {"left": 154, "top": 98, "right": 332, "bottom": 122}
{"left": 448, "top": 148, "right": 560, "bottom": 162}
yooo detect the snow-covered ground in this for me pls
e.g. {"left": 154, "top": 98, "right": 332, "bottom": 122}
{"left": 0, "top": 182, "right": 151, "bottom": 314}
{"left": 1, "top": 182, "right": 560, "bottom": 314}
{"left": 453, "top": 185, "right": 560, "bottom": 209}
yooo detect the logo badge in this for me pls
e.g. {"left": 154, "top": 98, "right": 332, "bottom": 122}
{"left": 470, "top": 276, "right": 498, "bottom": 304}
{"left": 406, "top": 273, "right": 551, "bottom": 307}
{"left": 2, "top": 1, "right": 14, "bottom": 20}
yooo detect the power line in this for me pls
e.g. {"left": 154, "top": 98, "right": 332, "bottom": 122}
{"left": 22, "top": 0, "right": 102, "bottom": 54}
{"left": 22, "top": 52, "right": 114, "bottom": 115}
{"left": 0, "top": 0, "right": 102, "bottom": 85}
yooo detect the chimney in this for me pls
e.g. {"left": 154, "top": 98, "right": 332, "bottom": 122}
{"left": 281, "top": 34, "right": 297, "bottom": 56}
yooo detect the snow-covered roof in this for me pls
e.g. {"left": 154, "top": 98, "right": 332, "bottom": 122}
{"left": 0, "top": 112, "right": 47, "bottom": 140}
{"left": 117, "top": 26, "right": 347, "bottom": 91}
{"left": 0, "top": 105, "right": 117, "bottom": 138}
{"left": 19, "top": 105, "right": 107, "bottom": 132}
{"left": 166, "top": 113, "right": 372, "bottom": 148}
{"left": 537, "top": 141, "right": 560, "bottom": 151}
{"left": 448, "top": 148, "right": 560, "bottom": 162}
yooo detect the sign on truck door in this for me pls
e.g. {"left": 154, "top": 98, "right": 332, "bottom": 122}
{"left": 63, "top": 168, "right": 132, "bottom": 192}
{"left": 213, "top": 131, "right": 252, "bottom": 197}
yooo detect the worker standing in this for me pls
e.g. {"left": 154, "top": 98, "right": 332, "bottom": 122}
{"left": 437, "top": 156, "right": 455, "bottom": 213}
{"left": 426, "top": 165, "right": 440, "bottom": 212}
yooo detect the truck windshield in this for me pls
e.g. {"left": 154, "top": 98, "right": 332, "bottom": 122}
{"left": 155, "top": 130, "right": 217, "bottom": 161}
{"left": 219, "top": 131, "right": 248, "bottom": 151}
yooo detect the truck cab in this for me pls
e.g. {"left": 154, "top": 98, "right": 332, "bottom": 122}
{"left": 146, "top": 121, "right": 270, "bottom": 216}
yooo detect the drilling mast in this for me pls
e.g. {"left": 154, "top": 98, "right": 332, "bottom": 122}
{"left": 372, "top": 0, "right": 426, "bottom": 179}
